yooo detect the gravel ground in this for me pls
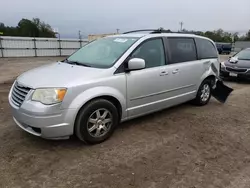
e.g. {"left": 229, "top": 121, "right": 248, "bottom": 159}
{"left": 2, "top": 55, "right": 250, "bottom": 188}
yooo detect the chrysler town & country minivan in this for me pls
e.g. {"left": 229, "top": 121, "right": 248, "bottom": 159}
{"left": 9, "top": 29, "right": 220, "bottom": 144}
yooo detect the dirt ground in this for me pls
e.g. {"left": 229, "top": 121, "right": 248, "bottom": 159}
{"left": 2, "top": 56, "right": 250, "bottom": 188}
{"left": 0, "top": 57, "right": 66, "bottom": 84}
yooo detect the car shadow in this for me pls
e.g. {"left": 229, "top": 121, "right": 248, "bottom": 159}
{"left": 222, "top": 77, "right": 250, "bottom": 84}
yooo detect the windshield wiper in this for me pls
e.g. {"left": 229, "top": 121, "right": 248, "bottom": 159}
{"left": 63, "top": 59, "right": 91, "bottom": 67}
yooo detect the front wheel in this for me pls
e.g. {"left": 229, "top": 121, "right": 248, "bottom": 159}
{"left": 75, "top": 99, "right": 119, "bottom": 144}
{"left": 192, "top": 80, "right": 212, "bottom": 106}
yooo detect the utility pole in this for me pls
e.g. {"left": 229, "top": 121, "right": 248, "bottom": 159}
{"left": 179, "top": 22, "right": 184, "bottom": 32}
{"left": 78, "top": 30, "right": 82, "bottom": 47}
{"left": 78, "top": 30, "right": 82, "bottom": 40}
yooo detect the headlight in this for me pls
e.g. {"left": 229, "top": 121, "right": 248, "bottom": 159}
{"left": 32, "top": 88, "right": 67, "bottom": 105}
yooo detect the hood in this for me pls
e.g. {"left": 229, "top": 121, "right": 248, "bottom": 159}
{"left": 17, "top": 62, "right": 113, "bottom": 89}
{"left": 224, "top": 59, "right": 250, "bottom": 69}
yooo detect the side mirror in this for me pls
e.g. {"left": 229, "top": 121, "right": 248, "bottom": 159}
{"left": 127, "top": 58, "right": 145, "bottom": 71}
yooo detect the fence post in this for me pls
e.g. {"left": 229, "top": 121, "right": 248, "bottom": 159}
{"left": 79, "top": 40, "right": 82, "bottom": 48}
{"left": 58, "top": 37, "right": 62, "bottom": 56}
{"left": 33, "top": 38, "right": 37, "bottom": 57}
{"left": 0, "top": 36, "right": 3, "bottom": 58}
{"left": 78, "top": 30, "right": 82, "bottom": 48}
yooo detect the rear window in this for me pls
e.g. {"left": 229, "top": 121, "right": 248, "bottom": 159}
{"left": 168, "top": 38, "right": 197, "bottom": 64}
{"left": 196, "top": 38, "right": 218, "bottom": 59}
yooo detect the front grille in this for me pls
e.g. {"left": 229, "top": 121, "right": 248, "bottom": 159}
{"left": 11, "top": 82, "right": 31, "bottom": 107}
{"left": 226, "top": 67, "right": 247, "bottom": 73}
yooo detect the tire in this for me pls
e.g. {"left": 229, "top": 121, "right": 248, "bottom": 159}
{"left": 75, "top": 99, "right": 119, "bottom": 144}
{"left": 192, "top": 79, "right": 212, "bottom": 106}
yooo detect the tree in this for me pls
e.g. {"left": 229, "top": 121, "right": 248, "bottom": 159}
{"left": 18, "top": 19, "right": 39, "bottom": 37}
{"left": 0, "top": 18, "right": 55, "bottom": 37}
{"left": 0, "top": 22, "right": 4, "bottom": 29}
{"left": 232, "top": 32, "right": 239, "bottom": 42}
{"left": 246, "top": 30, "right": 250, "bottom": 40}
{"left": 37, "top": 20, "right": 55, "bottom": 37}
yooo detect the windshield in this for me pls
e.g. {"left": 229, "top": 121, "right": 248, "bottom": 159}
{"left": 67, "top": 37, "right": 139, "bottom": 68}
{"left": 234, "top": 49, "right": 250, "bottom": 60}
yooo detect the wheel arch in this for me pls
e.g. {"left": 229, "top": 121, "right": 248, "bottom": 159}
{"left": 205, "top": 75, "right": 216, "bottom": 86}
{"left": 73, "top": 95, "right": 123, "bottom": 135}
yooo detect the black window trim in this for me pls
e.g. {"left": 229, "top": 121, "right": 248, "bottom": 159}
{"left": 165, "top": 37, "right": 198, "bottom": 65}
{"left": 114, "top": 37, "right": 168, "bottom": 74}
{"left": 195, "top": 38, "right": 218, "bottom": 60}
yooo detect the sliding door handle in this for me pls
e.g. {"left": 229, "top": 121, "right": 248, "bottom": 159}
{"left": 172, "top": 69, "right": 179, "bottom": 74}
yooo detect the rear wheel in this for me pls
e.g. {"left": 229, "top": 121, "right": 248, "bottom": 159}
{"left": 192, "top": 79, "right": 212, "bottom": 106}
{"left": 75, "top": 99, "right": 119, "bottom": 144}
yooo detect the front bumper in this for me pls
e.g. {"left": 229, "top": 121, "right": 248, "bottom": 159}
{"left": 220, "top": 66, "right": 250, "bottom": 79}
{"left": 8, "top": 85, "right": 77, "bottom": 139}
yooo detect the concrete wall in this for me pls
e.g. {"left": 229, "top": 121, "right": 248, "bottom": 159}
{"left": 234, "top": 41, "right": 250, "bottom": 52}
{"left": 0, "top": 36, "right": 88, "bottom": 58}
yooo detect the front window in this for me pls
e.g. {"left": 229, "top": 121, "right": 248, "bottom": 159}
{"left": 131, "top": 38, "right": 166, "bottom": 68}
{"left": 234, "top": 49, "right": 250, "bottom": 60}
{"left": 66, "top": 37, "right": 139, "bottom": 68}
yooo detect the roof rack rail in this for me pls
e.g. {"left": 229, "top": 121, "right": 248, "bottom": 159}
{"left": 150, "top": 28, "right": 173, "bottom": 34}
{"left": 123, "top": 29, "right": 157, "bottom": 34}
{"left": 123, "top": 28, "right": 196, "bottom": 35}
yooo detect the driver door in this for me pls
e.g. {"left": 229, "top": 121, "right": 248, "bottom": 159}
{"left": 126, "top": 38, "right": 172, "bottom": 118}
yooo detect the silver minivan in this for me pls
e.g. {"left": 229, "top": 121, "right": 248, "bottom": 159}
{"left": 8, "top": 30, "right": 220, "bottom": 144}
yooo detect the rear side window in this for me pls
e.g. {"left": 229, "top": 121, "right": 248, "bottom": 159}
{"left": 168, "top": 38, "right": 197, "bottom": 64}
{"left": 196, "top": 38, "right": 218, "bottom": 59}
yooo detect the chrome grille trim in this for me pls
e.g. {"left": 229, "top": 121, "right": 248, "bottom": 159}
{"left": 12, "top": 93, "right": 23, "bottom": 104}
{"left": 13, "top": 87, "right": 26, "bottom": 97}
{"left": 15, "top": 86, "right": 30, "bottom": 93}
{"left": 226, "top": 67, "right": 248, "bottom": 73}
{"left": 11, "top": 82, "right": 31, "bottom": 107}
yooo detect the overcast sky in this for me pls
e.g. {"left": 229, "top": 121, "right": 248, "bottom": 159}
{"left": 1, "top": 0, "right": 250, "bottom": 38}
